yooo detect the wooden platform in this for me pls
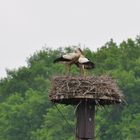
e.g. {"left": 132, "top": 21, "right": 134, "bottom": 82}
{"left": 49, "top": 76, "right": 123, "bottom": 105}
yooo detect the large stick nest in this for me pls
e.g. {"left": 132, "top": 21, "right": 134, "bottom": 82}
{"left": 49, "top": 75, "right": 123, "bottom": 105}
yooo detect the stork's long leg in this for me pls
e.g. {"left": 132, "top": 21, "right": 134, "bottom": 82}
{"left": 83, "top": 69, "right": 86, "bottom": 77}
{"left": 83, "top": 65, "right": 86, "bottom": 77}
{"left": 81, "top": 65, "right": 85, "bottom": 77}
{"left": 66, "top": 64, "right": 71, "bottom": 75}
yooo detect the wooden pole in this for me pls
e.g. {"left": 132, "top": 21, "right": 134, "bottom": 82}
{"left": 76, "top": 100, "right": 95, "bottom": 140}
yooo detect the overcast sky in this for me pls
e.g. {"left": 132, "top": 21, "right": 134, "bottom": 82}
{"left": 0, "top": 0, "right": 140, "bottom": 78}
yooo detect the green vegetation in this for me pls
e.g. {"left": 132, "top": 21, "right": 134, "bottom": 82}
{"left": 0, "top": 36, "right": 140, "bottom": 140}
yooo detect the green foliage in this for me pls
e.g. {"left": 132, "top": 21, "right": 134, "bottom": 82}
{"left": 0, "top": 89, "right": 49, "bottom": 140}
{"left": 31, "top": 105, "right": 75, "bottom": 140}
{"left": 0, "top": 36, "right": 140, "bottom": 139}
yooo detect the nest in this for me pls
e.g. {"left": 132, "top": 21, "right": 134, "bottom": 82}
{"left": 49, "top": 75, "right": 123, "bottom": 105}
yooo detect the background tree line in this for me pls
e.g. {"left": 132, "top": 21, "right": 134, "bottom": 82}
{"left": 0, "top": 36, "right": 140, "bottom": 140}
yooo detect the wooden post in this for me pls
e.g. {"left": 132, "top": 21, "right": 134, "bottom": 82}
{"left": 49, "top": 76, "right": 123, "bottom": 140}
{"left": 76, "top": 100, "right": 95, "bottom": 140}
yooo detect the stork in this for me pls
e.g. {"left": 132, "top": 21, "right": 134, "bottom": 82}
{"left": 53, "top": 48, "right": 83, "bottom": 74}
{"left": 75, "top": 55, "right": 95, "bottom": 76}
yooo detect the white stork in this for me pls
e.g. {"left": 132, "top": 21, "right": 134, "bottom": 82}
{"left": 53, "top": 48, "right": 83, "bottom": 74}
{"left": 75, "top": 55, "right": 95, "bottom": 76}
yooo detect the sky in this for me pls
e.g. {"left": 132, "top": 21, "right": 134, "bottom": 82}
{"left": 0, "top": 0, "right": 140, "bottom": 78}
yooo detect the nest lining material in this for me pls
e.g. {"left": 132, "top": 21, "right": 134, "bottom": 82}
{"left": 49, "top": 75, "right": 123, "bottom": 105}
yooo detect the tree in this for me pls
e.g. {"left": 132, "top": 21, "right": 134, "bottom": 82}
{"left": 31, "top": 105, "right": 75, "bottom": 140}
{"left": 0, "top": 89, "right": 50, "bottom": 140}
{"left": 0, "top": 37, "right": 140, "bottom": 139}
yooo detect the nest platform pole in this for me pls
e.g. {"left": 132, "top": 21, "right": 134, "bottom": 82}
{"left": 76, "top": 100, "right": 95, "bottom": 140}
{"left": 49, "top": 76, "right": 123, "bottom": 140}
